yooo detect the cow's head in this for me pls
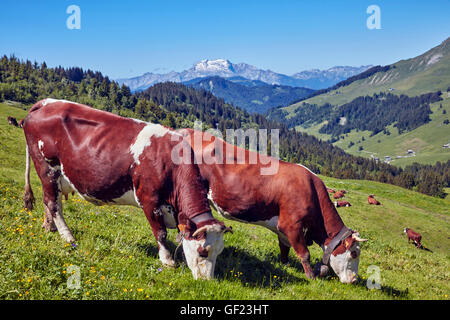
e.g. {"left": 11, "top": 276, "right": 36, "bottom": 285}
{"left": 181, "top": 221, "right": 232, "bottom": 280}
{"left": 328, "top": 232, "right": 368, "bottom": 284}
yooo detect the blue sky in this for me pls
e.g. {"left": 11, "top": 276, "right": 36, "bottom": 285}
{"left": 1, "top": 0, "right": 449, "bottom": 79}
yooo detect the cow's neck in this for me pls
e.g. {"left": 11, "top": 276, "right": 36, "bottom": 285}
{"left": 315, "top": 199, "right": 346, "bottom": 248}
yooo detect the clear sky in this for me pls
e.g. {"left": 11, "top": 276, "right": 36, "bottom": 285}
{"left": 1, "top": 0, "right": 449, "bottom": 79}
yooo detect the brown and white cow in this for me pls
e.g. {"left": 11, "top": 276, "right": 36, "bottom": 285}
{"left": 172, "top": 128, "right": 368, "bottom": 284}
{"left": 404, "top": 228, "right": 422, "bottom": 248}
{"left": 11, "top": 98, "right": 231, "bottom": 280}
{"left": 334, "top": 200, "right": 351, "bottom": 208}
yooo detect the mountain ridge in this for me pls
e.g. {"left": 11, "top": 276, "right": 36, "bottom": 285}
{"left": 116, "top": 59, "right": 372, "bottom": 92}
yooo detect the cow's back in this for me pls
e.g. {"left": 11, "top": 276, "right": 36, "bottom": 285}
{"left": 23, "top": 100, "right": 145, "bottom": 201}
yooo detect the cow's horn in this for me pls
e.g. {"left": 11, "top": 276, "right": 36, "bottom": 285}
{"left": 192, "top": 225, "right": 210, "bottom": 237}
{"left": 352, "top": 233, "right": 368, "bottom": 242}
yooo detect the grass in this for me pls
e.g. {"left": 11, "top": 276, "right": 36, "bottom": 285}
{"left": 0, "top": 102, "right": 449, "bottom": 300}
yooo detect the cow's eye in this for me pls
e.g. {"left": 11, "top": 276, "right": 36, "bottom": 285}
{"left": 350, "top": 251, "right": 358, "bottom": 259}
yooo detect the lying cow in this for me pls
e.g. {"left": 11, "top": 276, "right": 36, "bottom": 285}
{"left": 333, "top": 191, "right": 345, "bottom": 199}
{"left": 404, "top": 228, "right": 422, "bottom": 248}
{"left": 174, "top": 128, "right": 368, "bottom": 284}
{"left": 10, "top": 98, "right": 231, "bottom": 280}
{"left": 334, "top": 200, "right": 351, "bottom": 207}
{"left": 368, "top": 195, "right": 381, "bottom": 205}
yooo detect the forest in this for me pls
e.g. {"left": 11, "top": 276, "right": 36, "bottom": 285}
{"left": 0, "top": 55, "right": 448, "bottom": 198}
{"left": 268, "top": 91, "right": 442, "bottom": 138}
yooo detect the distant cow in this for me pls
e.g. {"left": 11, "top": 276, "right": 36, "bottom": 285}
{"left": 10, "top": 98, "right": 232, "bottom": 280}
{"left": 404, "top": 228, "right": 422, "bottom": 248}
{"left": 339, "top": 190, "right": 347, "bottom": 194}
{"left": 326, "top": 188, "right": 336, "bottom": 194}
{"left": 334, "top": 200, "right": 351, "bottom": 207}
{"left": 7, "top": 116, "right": 19, "bottom": 127}
{"left": 333, "top": 191, "right": 345, "bottom": 199}
{"left": 368, "top": 195, "right": 381, "bottom": 205}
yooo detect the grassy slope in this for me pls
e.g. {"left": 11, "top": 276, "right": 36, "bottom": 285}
{"left": 0, "top": 103, "right": 449, "bottom": 300}
{"left": 332, "top": 95, "right": 450, "bottom": 166}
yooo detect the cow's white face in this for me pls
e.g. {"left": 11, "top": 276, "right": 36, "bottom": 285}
{"left": 329, "top": 236, "right": 363, "bottom": 284}
{"left": 182, "top": 224, "right": 227, "bottom": 280}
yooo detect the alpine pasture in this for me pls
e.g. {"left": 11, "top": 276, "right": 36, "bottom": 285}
{"left": 0, "top": 103, "right": 449, "bottom": 300}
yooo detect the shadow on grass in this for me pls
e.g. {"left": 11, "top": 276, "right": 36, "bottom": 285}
{"left": 213, "top": 246, "right": 308, "bottom": 288}
{"left": 352, "top": 277, "right": 409, "bottom": 299}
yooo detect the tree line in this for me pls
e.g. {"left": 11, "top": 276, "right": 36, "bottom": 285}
{"left": 0, "top": 55, "right": 448, "bottom": 197}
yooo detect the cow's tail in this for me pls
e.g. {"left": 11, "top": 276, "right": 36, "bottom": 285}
{"left": 23, "top": 144, "right": 35, "bottom": 211}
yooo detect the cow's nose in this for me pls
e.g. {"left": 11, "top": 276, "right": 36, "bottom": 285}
{"left": 350, "top": 275, "right": 357, "bottom": 284}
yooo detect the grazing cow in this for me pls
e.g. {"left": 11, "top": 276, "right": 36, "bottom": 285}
{"left": 404, "top": 228, "right": 422, "bottom": 248}
{"left": 10, "top": 98, "right": 231, "bottom": 280}
{"left": 368, "top": 195, "right": 381, "bottom": 205}
{"left": 326, "top": 188, "right": 336, "bottom": 194}
{"left": 334, "top": 200, "right": 351, "bottom": 208}
{"left": 174, "top": 129, "right": 368, "bottom": 284}
{"left": 333, "top": 191, "right": 345, "bottom": 199}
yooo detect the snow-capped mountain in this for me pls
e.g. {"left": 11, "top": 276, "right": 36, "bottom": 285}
{"left": 116, "top": 59, "right": 372, "bottom": 91}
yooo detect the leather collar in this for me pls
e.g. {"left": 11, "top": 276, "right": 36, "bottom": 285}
{"left": 322, "top": 226, "right": 353, "bottom": 265}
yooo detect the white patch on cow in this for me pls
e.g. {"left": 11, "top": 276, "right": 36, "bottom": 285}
{"left": 41, "top": 98, "right": 77, "bottom": 106}
{"left": 158, "top": 241, "right": 176, "bottom": 267}
{"left": 60, "top": 163, "right": 79, "bottom": 196}
{"left": 182, "top": 224, "right": 225, "bottom": 280}
{"left": 129, "top": 123, "right": 171, "bottom": 165}
{"left": 328, "top": 242, "right": 360, "bottom": 284}
{"left": 38, "top": 140, "right": 45, "bottom": 158}
{"left": 133, "top": 188, "right": 142, "bottom": 208}
{"left": 158, "top": 204, "right": 177, "bottom": 229}
{"left": 111, "top": 189, "right": 141, "bottom": 207}
{"left": 297, "top": 163, "right": 318, "bottom": 177}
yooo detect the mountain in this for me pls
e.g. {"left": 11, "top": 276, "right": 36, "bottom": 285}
{"left": 183, "top": 76, "right": 314, "bottom": 113}
{"left": 116, "top": 59, "right": 372, "bottom": 91}
{"left": 269, "top": 37, "right": 450, "bottom": 167}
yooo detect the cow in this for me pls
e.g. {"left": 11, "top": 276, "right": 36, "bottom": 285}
{"left": 326, "top": 188, "right": 336, "bottom": 194}
{"left": 334, "top": 200, "right": 351, "bottom": 208}
{"left": 172, "top": 128, "right": 368, "bottom": 284}
{"left": 10, "top": 98, "right": 231, "bottom": 280}
{"left": 368, "top": 195, "right": 381, "bottom": 205}
{"left": 404, "top": 228, "right": 422, "bottom": 248}
{"left": 333, "top": 190, "right": 345, "bottom": 199}
{"left": 8, "top": 116, "right": 19, "bottom": 127}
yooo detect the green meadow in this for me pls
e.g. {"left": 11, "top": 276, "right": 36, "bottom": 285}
{"left": 0, "top": 103, "right": 449, "bottom": 300}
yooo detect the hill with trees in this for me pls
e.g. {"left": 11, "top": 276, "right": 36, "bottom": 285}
{"left": 0, "top": 55, "right": 448, "bottom": 198}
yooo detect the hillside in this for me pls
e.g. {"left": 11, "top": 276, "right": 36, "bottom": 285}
{"left": 0, "top": 103, "right": 448, "bottom": 300}
{"left": 284, "top": 37, "right": 450, "bottom": 111}
{"left": 183, "top": 76, "right": 314, "bottom": 113}
{"left": 1, "top": 55, "right": 448, "bottom": 197}
{"left": 270, "top": 37, "right": 450, "bottom": 167}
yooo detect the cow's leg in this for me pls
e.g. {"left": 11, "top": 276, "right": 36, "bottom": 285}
{"left": 278, "top": 220, "right": 315, "bottom": 279}
{"left": 278, "top": 235, "right": 290, "bottom": 265}
{"left": 140, "top": 198, "right": 176, "bottom": 268}
{"left": 38, "top": 165, "right": 75, "bottom": 243}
